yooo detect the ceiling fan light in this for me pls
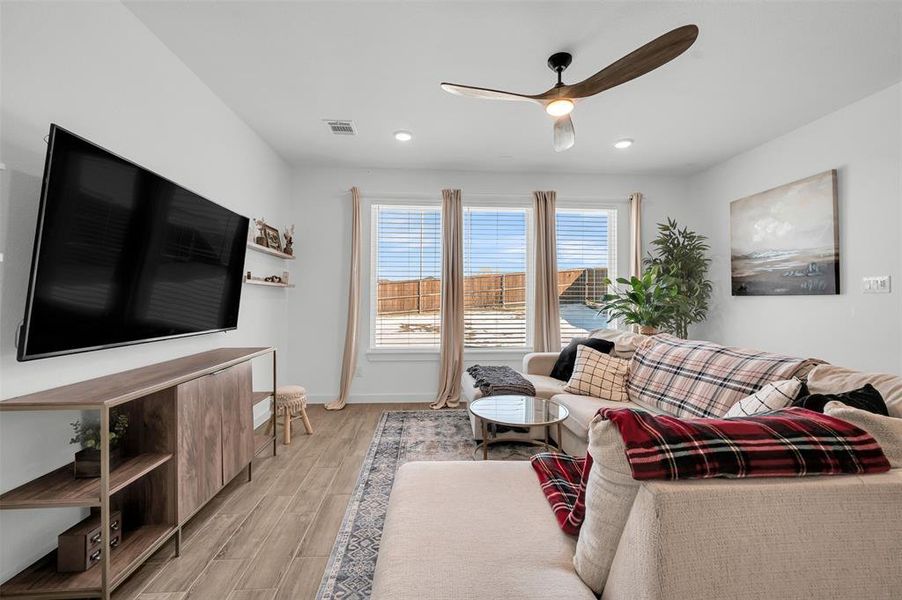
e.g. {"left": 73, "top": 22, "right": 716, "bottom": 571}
{"left": 545, "top": 99, "right": 574, "bottom": 117}
{"left": 613, "top": 138, "right": 634, "bottom": 149}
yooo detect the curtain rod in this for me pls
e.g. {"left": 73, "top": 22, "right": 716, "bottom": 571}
{"left": 356, "top": 190, "right": 631, "bottom": 202}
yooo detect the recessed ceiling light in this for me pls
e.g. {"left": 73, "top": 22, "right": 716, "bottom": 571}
{"left": 613, "top": 138, "right": 633, "bottom": 149}
{"left": 545, "top": 99, "right": 574, "bottom": 117}
{"left": 394, "top": 130, "right": 413, "bottom": 142}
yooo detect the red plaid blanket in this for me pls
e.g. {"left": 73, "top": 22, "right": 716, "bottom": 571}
{"left": 529, "top": 453, "right": 589, "bottom": 535}
{"left": 531, "top": 407, "right": 890, "bottom": 534}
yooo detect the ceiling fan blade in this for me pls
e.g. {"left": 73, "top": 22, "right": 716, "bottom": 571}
{"left": 553, "top": 115, "right": 575, "bottom": 152}
{"left": 440, "top": 82, "right": 540, "bottom": 103}
{"left": 544, "top": 24, "right": 698, "bottom": 100}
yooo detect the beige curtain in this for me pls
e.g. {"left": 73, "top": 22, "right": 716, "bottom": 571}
{"left": 533, "top": 191, "right": 561, "bottom": 352}
{"left": 431, "top": 189, "right": 464, "bottom": 409}
{"left": 629, "top": 192, "right": 643, "bottom": 278}
{"left": 326, "top": 187, "right": 361, "bottom": 411}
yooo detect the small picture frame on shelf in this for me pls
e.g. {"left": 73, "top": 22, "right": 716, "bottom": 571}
{"left": 262, "top": 224, "right": 282, "bottom": 251}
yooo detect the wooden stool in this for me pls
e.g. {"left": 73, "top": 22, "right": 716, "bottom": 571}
{"left": 268, "top": 385, "right": 313, "bottom": 444}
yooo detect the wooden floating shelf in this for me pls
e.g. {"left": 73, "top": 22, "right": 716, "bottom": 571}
{"left": 0, "top": 453, "right": 172, "bottom": 510}
{"left": 244, "top": 278, "right": 295, "bottom": 288}
{"left": 0, "top": 524, "right": 176, "bottom": 598}
{"left": 246, "top": 242, "right": 295, "bottom": 260}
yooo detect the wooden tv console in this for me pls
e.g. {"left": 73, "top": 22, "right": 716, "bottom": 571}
{"left": 0, "top": 347, "right": 277, "bottom": 600}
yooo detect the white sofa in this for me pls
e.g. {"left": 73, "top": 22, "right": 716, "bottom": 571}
{"left": 463, "top": 329, "right": 657, "bottom": 455}
{"left": 375, "top": 335, "right": 902, "bottom": 599}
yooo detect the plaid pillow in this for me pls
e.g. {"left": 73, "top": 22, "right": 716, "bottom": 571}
{"left": 628, "top": 334, "right": 820, "bottom": 418}
{"left": 725, "top": 378, "right": 802, "bottom": 417}
{"left": 564, "top": 345, "right": 630, "bottom": 401}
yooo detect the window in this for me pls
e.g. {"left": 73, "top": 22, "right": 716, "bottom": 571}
{"left": 463, "top": 207, "right": 529, "bottom": 348}
{"left": 556, "top": 208, "right": 617, "bottom": 346}
{"left": 372, "top": 205, "right": 442, "bottom": 348}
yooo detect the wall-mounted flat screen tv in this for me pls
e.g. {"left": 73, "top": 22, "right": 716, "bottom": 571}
{"left": 17, "top": 124, "right": 249, "bottom": 361}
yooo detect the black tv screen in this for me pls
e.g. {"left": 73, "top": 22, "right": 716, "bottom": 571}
{"left": 17, "top": 125, "right": 249, "bottom": 361}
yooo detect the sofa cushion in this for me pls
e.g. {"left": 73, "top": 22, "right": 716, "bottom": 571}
{"left": 371, "top": 461, "right": 595, "bottom": 600}
{"left": 563, "top": 346, "right": 630, "bottom": 401}
{"left": 588, "top": 328, "right": 649, "bottom": 361}
{"left": 807, "top": 364, "right": 902, "bottom": 418}
{"left": 724, "top": 378, "right": 802, "bottom": 417}
{"left": 572, "top": 416, "right": 640, "bottom": 594}
{"left": 461, "top": 372, "right": 565, "bottom": 403}
{"left": 824, "top": 401, "right": 902, "bottom": 468}
{"left": 552, "top": 394, "right": 660, "bottom": 442}
{"left": 628, "top": 334, "right": 818, "bottom": 418}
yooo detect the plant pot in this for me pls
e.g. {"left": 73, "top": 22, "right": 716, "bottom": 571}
{"left": 637, "top": 325, "right": 660, "bottom": 336}
{"left": 73, "top": 446, "right": 123, "bottom": 479}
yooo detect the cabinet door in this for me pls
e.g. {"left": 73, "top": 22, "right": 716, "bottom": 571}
{"left": 176, "top": 376, "right": 223, "bottom": 522}
{"left": 220, "top": 362, "right": 254, "bottom": 484}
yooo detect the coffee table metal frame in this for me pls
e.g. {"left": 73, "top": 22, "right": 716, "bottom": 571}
{"left": 468, "top": 395, "right": 569, "bottom": 460}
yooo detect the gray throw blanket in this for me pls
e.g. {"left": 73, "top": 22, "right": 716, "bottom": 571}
{"left": 466, "top": 365, "right": 536, "bottom": 397}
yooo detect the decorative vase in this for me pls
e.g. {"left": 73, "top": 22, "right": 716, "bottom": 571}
{"left": 637, "top": 325, "right": 660, "bottom": 336}
{"left": 73, "top": 446, "right": 123, "bottom": 479}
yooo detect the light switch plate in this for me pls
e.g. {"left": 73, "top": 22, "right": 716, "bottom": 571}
{"left": 863, "top": 275, "right": 891, "bottom": 294}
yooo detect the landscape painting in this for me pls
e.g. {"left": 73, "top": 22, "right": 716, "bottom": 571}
{"left": 731, "top": 170, "right": 839, "bottom": 296}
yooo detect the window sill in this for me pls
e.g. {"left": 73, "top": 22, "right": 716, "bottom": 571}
{"left": 366, "top": 347, "right": 534, "bottom": 363}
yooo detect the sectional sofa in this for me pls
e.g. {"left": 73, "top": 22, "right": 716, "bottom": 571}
{"left": 373, "top": 332, "right": 902, "bottom": 599}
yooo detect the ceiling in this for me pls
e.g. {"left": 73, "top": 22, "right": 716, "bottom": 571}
{"left": 126, "top": 1, "right": 902, "bottom": 175}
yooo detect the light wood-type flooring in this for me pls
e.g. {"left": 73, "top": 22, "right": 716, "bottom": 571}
{"left": 113, "top": 403, "right": 425, "bottom": 600}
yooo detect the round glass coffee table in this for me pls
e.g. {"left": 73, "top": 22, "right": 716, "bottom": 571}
{"left": 468, "top": 395, "right": 569, "bottom": 460}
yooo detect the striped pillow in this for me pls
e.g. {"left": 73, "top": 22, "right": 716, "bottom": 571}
{"left": 564, "top": 345, "right": 630, "bottom": 401}
{"left": 725, "top": 378, "right": 802, "bottom": 417}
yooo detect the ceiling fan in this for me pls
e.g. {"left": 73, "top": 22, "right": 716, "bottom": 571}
{"left": 440, "top": 25, "right": 699, "bottom": 152}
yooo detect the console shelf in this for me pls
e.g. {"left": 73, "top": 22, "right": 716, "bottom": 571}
{"left": 0, "top": 524, "right": 176, "bottom": 598}
{"left": 0, "top": 347, "right": 278, "bottom": 600}
{"left": 0, "top": 453, "right": 172, "bottom": 510}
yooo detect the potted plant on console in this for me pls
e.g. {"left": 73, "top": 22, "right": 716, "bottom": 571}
{"left": 70, "top": 414, "right": 129, "bottom": 478}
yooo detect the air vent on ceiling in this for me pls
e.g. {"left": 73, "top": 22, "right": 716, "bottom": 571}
{"left": 324, "top": 120, "right": 357, "bottom": 136}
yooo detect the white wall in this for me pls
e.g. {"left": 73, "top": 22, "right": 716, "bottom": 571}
{"left": 687, "top": 83, "right": 901, "bottom": 373}
{"left": 288, "top": 166, "right": 690, "bottom": 404}
{"left": 0, "top": 2, "right": 293, "bottom": 582}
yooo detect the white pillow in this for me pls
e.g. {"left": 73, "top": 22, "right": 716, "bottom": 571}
{"left": 824, "top": 401, "right": 902, "bottom": 469}
{"left": 573, "top": 416, "right": 640, "bottom": 594}
{"left": 724, "top": 378, "right": 802, "bottom": 418}
{"left": 564, "top": 345, "right": 630, "bottom": 401}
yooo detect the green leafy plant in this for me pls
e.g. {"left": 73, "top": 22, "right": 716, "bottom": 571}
{"left": 70, "top": 414, "right": 129, "bottom": 450}
{"left": 598, "top": 266, "right": 680, "bottom": 332}
{"left": 644, "top": 218, "right": 713, "bottom": 338}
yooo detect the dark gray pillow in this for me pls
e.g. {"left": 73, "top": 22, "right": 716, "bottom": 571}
{"left": 792, "top": 384, "right": 889, "bottom": 416}
{"left": 550, "top": 337, "right": 615, "bottom": 382}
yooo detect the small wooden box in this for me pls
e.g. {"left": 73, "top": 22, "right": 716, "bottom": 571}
{"left": 57, "top": 511, "right": 122, "bottom": 573}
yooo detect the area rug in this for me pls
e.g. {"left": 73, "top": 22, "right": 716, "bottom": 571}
{"left": 315, "top": 409, "right": 537, "bottom": 599}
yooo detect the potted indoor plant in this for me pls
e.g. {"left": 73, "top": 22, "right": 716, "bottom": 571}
{"left": 598, "top": 266, "right": 680, "bottom": 335}
{"left": 70, "top": 414, "right": 129, "bottom": 478}
{"left": 644, "top": 218, "right": 713, "bottom": 338}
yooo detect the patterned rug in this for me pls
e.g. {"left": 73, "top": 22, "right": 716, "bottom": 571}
{"left": 315, "top": 409, "right": 538, "bottom": 599}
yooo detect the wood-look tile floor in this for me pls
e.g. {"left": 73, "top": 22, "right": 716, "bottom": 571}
{"left": 114, "top": 403, "right": 426, "bottom": 600}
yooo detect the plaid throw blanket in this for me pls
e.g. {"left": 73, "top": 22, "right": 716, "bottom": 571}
{"left": 628, "top": 334, "right": 821, "bottom": 418}
{"left": 466, "top": 365, "right": 536, "bottom": 397}
{"left": 531, "top": 407, "right": 889, "bottom": 534}
{"left": 529, "top": 452, "right": 589, "bottom": 535}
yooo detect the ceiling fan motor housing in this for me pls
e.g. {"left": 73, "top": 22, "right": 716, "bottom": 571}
{"left": 547, "top": 52, "right": 573, "bottom": 73}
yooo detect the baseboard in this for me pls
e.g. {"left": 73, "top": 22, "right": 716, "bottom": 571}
{"left": 306, "top": 392, "right": 437, "bottom": 405}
